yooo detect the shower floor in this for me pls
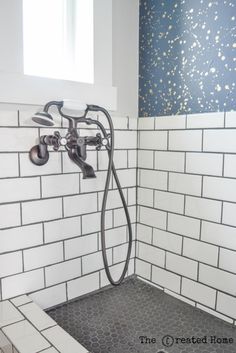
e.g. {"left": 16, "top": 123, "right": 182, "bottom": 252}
{"left": 47, "top": 277, "right": 236, "bottom": 353}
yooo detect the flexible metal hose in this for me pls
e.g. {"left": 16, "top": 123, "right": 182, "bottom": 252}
{"left": 97, "top": 108, "right": 133, "bottom": 285}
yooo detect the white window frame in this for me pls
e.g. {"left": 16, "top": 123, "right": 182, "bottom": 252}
{"left": 0, "top": 0, "right": 116, "bottom": 110}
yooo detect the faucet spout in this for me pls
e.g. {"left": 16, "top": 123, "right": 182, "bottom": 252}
{"left": 68, "top": 148, "right": 96, "bottom": 179}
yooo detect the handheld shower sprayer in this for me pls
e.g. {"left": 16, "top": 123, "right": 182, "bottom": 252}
{"left": 29, "top": 100, "right": 132, "bottom": 286}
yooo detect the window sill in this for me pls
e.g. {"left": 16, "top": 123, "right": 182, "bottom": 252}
{"left": 0, "top": 72, "right": 117, "bottom": 110}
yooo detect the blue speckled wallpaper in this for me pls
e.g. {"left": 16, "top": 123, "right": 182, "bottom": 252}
{"left": 139, "top": 0, "right": 236, "bottom": 117}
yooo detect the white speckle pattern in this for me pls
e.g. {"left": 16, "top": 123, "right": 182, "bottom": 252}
{"left": 139, "top": 0, "right": 236, "bottom": 116}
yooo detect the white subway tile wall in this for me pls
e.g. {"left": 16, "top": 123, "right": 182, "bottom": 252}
{"left": 136, "top": 112, "right": 236, "bottom": 323}
{"left": 0, "top": 110, "right": 137, "bottom": 307}
{"left": 1, "top": 109, "right": 236, "bottom": 325}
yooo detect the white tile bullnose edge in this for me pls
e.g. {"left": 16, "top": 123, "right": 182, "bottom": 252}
{"left": 0, "top": 295, "right": 89, "bottom": 353}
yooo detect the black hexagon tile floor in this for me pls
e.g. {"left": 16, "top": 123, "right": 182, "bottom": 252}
{"left": 47, "top": 277, "right": 236, "bottom": 353}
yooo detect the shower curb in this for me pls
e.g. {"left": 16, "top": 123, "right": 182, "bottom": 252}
{"left": 0, "top": 295, "right": 90, "bottom": 353}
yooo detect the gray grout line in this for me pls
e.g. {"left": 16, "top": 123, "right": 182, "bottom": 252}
{"left": 137, "top": 220, "right": 236, "bottom": 255}
{"left": 136, "top": 256, "right": 236, "bottom": 303}
{"left": 222, "top": 153, "right": 225, "bottom": 177}
{"left": 2, "top": 114, "right": 236, "bottom": 327}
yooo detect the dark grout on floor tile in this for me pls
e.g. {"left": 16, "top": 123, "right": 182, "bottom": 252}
{"left": 47, "top": 277, "right": 236, "bottom": 353}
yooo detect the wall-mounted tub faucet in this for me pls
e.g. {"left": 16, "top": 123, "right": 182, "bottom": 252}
{"left": 29, "top": 100, "right": 132, "bottom": 286}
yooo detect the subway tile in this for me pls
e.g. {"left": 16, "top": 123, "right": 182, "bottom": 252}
{"left": 63, "top": 150, "right": 97, "bottom": 173}
{"left": 113, "top": 242, "right": 135, "bottom": 264}
{"left": 128, "top": 150, "right": 137, "bottom": 168}
{"left": 82, "top": 250, "right": 112, "bottom": 274}
{"left": 183, "top": 238, "right": 218, "bottom": 266}
{"left": 203, "top": 176, "right": 236, "bottom": 202}
{"left": 223, "top": 202, "right": 236, "bottom": 227}
{"left": 65, "top": 233, "right": 98, "bottom": 260}
{"left": 224, "top": 154, "right": 236, "bottom": 178}
{"left": 152, "top": 266, "right": 181, "bottom": 293}
{"left": 129, "top": 117, "right": 138, "bottom": 130}
{"left": 98, "top": 150, "right": 127, "bottom": 170}
{"left": 155, "top": 115, "right": 186, "bottom": 130}
{"left": 140, "top": 206, "right": 166, "bottom": 230}
{"left": 29, "top": 284, "right": 66, "bottom": 310}
{"left": 0, "top": 128, "right": 38, "bottom": 152}
{"left": 0, "top": 204, "right": 21, "bottom": 229}
{"left": 204, "top": 130, "right": 236, "bottom": 153}
{"left": 164, "top": 289, "right": 195, "bottom": 306}
{"left": 101, "top": 262, "right": 130, "bottom": 287}
{"left": 22, "top": 198, "right": 62, "bottom": 224}
{"left": 0, "top": 177, "right": 40, "bottom": 203}
{"left": 19, "top": 302, "right": 56, "bottom": 331}
{"left": 0, "top": 301, "right": 23, "bottom": 328}
{"left": 42, "top": 174, "right": 79, "bottom": 198}
{"left": 138, "top": 150, "right": 154, "bottom": 169}
{"left": 155, "top": 151, "right": 185, "bottom": 172}
{"left": 217, "top": 292, "right": 236, "bottom": 319}
{"left": 139, "top": 169, "right": 168, "bottom": 190}
{"left": 98, "top": 189, "right": 127, "bottom": 210}
{"left": 20, "top": 152, "right": 61, "bottom": 176}
{"left": 202, "top": 221, "right": 236, "bottom": 250}
{"left": 166, "top": 253, "right": 198, "bottom": 280}
{"left": 80, "top": 171, "right": 107, "bottom": 193}
{"left": 168, "top": 213, "right": 200, "bottom": 239}
{"left": 45, "top": 258, "right": 81, "bottom": 286}
{"left": 24, "top": 243, "right": 63, "bottom": 271}
{"left": 111, "top": 116, "right": 128, "bottom": 130}
{"left": 225, "top": 111, "right": 236, "bottom": 128}
{"left": 116, "top": 169, "right": 136, "bottom": 188}
{"left": 113, "top": 206, "right": 136, "bottom": 227}
{"left": 128, "top": 257, "right": 135, "bottom": 276}
{"left": 114, "top": 131, "right": 137, "bottom": 149}
{"left": 139, "top": 131, "right": 167, "bottom": 150}
{"left": 185, "top": 196, "right": 222, "bottom": 222}
{"left": 82, "top": 211, "right": 112, "bottom": 234}
{"left": 199, "top": 264, "right": 236, "bottom": 296}
{"left": 197, "top": 303, "right": 233, "bottom": 323}
{"left": 136, "top": 224, "right": 152, "bottom": 244}
{"left": 169, "top": 130, "right": 202, "bottom": 151}
{"left": 219, "top": 248, "right": 236, "bottom": 273}
{"left": 2, "top": 269, "right": 44, "bottom": 299}
{"left": 0, "top": 154, "right": 19, "bottom": 178}
{"left": 10, "top": 295, "right": 32, "bottom": 307}
{"left": 64, "top": 193, "right": 97, "bottom": 217}
{"left": 0, "top": 252, "right": 22, "bottom": 277}
{"left": 169, "top": 173, "right": 202, "bottom": 196}
{"left": 186, "top": 153, "right": 223, "bottom": 176}
{"left": 0, "top": 111, "right": 18, "bottom": 126}
{"left": 187, "top": 112, "right": 224, "bottom": 129}
{"left": 0, "top": 224, "right": 43, "bottom": 253}
{"left": 181, "top": 278, "right": 216, "bottom": 308}
{"left": 3, "top": 320, "right": 50, "bottom": 353}
{"left": 154, "top": 190, "right": 184, "bottom": 213}
{"left": 135, "top": 259, "right": 151, "bottom": 280}
{"left": 42, "top": 325, "right": 88, "bottom": 353}
{"left": 153, "top": 228, "right": 182, "bottom": 254}
{"left": 138, "top": 187, "right": 153, "bottom": 207}
{"left": 44, "top": 216, "right": 81, "bottom": 243}
{"left": 67, "top": 272, "right": 99, "bottom": 300}
{"left": 138, "top": 243, "right": 165, "bottom": 267}
{"left": 138, "top": 117, "right": 155, "bottom": 130}
{"left": 115, "top": 150, "right": 128, "bottom": 169}
{"left": 128, "top": 187, "right": 136, "bottom": 206}
{"left": 0, "top": 329, "right": 13, "bottom": 353}
{"left": 39, "top": 348, "right": 58, "bottom": 353}
{"left": 101, "top": 226, "right": 127, "bottom": 248}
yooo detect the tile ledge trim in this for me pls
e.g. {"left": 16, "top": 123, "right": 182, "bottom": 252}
{"left": 0, "top": 295, "right": 90, "bottom": 353}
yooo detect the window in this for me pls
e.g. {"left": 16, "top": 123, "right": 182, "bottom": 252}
{"left": 23, "top": 0, "right": 94, "bottom": 83}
